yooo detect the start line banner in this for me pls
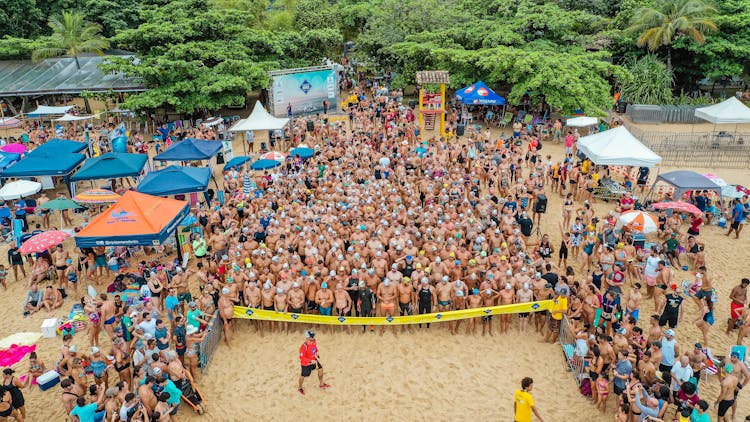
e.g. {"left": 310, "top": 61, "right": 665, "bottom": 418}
{"left": 233, "top": 300, "right": 553, "bottom": 326}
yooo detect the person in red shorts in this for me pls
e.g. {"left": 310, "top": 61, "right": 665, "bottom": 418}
{"left": 727, "top": 278, "right": 748, "bottom": 334}
{"left": 298, "top": 331, "right": 330, "bottom": 395}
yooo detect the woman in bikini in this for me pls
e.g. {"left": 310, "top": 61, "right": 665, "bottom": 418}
{"left": 1, "top": 369, "right": 25, "bottom": 420}
{"left": 23, "top": 352, "right": 45, "bottom": 389}
{"left": 0, "top": 386, "right": 22, "bottom": 422}
{"left": 113, "top": 339, "right": 132, "bottom": 387}
{"left": 582, "top": 284, "right": 601, "bottom": 327}
{"left": 82, "top": 296, "right": 102, "bottom": 347}
{"left": 599, "top": 246, "right": 615, "bottom": 281}
{"left": 595, "top": 373, "right": 610, "bottom": 412}
{"left": 562, "top": 192, "right": 574, "bottom": 228}
{"left": 147, "top": 275, "right": 164, "bottom": 314}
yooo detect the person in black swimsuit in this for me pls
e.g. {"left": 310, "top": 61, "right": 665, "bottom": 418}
{"left": 2, "top": 368, "right": 25, "bottom": 420}
{"left": 0, "top": 386, "right": 18, "bottom": 420}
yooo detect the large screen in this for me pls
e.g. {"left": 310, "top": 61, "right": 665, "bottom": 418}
{"left": 270, "top": 68, "right": 338, "bottom": 117}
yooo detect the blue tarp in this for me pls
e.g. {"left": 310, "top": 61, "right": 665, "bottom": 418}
{"left": 2, "top": 152, "right": 86, "bottom": 177}
{"left": 0, "top": 152, "right": 21, "bottom": 170}
{"left": 136, "top": 166, "right": 211, "bottom": 196}
{"left": 34, "top": 138, "right": 87, "bottom": 154}
{"left": 223, "top": 156, "right": 251, "bottom": 171}
{"left": 153, "top": 138, "right": 222, "bottom": 161}
{"left": 455, "top": 81, "right": 506, "bottom": 105}
{"left": 250, "top": 159, "right": 281, "bottom": 170}
{"left": 289, "top": 147, "right": 314, "bottom": 159}
{"left": 71, "top": 152, "right": 148, "bottom": 181}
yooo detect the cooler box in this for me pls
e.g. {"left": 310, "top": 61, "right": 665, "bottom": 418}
{"left": 41, "top": 318, "right": 61, "bottom": 338}
{"left": 38, "top": 370, "right": 60, "bottom": 391}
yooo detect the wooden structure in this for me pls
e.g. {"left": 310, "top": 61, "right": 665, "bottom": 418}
{"left": 415, "top": 71, "right": 450, "bottom": 135}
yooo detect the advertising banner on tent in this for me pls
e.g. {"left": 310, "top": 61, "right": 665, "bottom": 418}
{"left": 269, "top": 67, "right": 338, "bottom": 117}
{"left": 109, "top": 123, "right": 127, "bottom": 153}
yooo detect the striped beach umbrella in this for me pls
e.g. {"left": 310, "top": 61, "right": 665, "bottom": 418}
{"left": 617, "top": 210, "right": 658, "bottom": 233}
{"left": 74, "top": 189, "right": 121, "bottom": 204}
{"left": 259, "top": 151, "right": 287, "bottom": 161}
{"left": 19, "top": 230, "right": 71, "bottom": 254}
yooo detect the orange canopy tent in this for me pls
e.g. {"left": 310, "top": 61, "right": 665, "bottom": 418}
{"left": 74, "top": 191, "right": 189, "bottom": 248}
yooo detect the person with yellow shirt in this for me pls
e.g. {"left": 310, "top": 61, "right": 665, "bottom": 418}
{"left": 544, "top": 289, "right": 569, "bottom": 343}
{"left": 514, "top": 377, "right": 544, "bottom": 422}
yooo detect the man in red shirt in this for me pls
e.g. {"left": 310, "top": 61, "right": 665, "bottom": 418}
{"left": 298, "top": 331, "right": 331, "bottom": 395}
{"left": 619, "top": 192, "right": 634, "bottom": 212}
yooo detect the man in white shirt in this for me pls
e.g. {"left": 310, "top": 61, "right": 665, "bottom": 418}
{"left": 138, "top": 312, "right": 157, "bottom": 338}
{"left": 670, "top": 355, "right": 694, "bottom": 392}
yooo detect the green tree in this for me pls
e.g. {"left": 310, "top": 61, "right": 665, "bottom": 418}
{"left": 31, "top": 11, "right": 109, "bottom": 69}
{"left": 629, "top": 0, "right": 717, "bottom": 72}
{"left": 617, "top": 54, "right": 673, "bottom": 104}
{"left": 0, "top": 0, "right": 44, "bottom": 38}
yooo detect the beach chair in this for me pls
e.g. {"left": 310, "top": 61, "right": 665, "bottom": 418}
{"left": 499, "top": 112, "right": 513, "bottom": 128}
{"left": 523, "top": 113, "right": 534, "bottom": 125}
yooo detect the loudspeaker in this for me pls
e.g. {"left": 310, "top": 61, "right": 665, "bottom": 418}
{"left": 534, "top": 194, "right": 547, "bottom": 213}
{"left": 306, "top": 120, "right": 314, "bottom": 131}
{"left": 456, "top": 124, "right": 465, "bottom": 137}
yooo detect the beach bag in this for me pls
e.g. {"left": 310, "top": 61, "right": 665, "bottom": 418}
{"left": 579, "top": 378, "right": 592, "bottom": 397}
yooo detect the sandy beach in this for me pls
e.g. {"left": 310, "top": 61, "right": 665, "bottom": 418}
{"left": 1, "top": 119, "right": 750, "bottom": 421}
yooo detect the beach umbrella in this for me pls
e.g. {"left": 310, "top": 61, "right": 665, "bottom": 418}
{"left": 721, "top": 185, "right": 747, "bottom": 199}
{"left": 250, "top": 159, "right": 281, "bottom": 170}
{"left": 289, "top": 147, "right": 314, "bottom": 159}
{"left": 702, "top": 173, "right": 727, "bottom": 187}
{"left": 74, "top": 189, "right": 121, "bottom": 204}
{"left": 259, "top": 151, "right": 286, "bottom": 161}
{"left": 0, "top": 117, "right": 22, "bottom": 129}
{"left": 1, "top": 143, "right": 26, "bottom": 154}
{"left": 18, "top": 230, "right": 71, "bottom": 254}
{"left": 0, "top": 180, "right": 42, "bottom": 200}
{"left": 223, "top": 156, "right": 251, "bottom": 171}
{"left": 566, "top": 116, "right": 598, "bottom": 127}
{"left": 617, "top": 210, "right": 658, "bottom": 233}
{"left": 39, "top": 197, "right": 81, "bottom": 210}
{"left": 651, "top": 201, "right": 702, "bottom": 215}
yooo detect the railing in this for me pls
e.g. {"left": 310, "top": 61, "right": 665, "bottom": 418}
{"left": 198, "top": 310, "right": 223, "bottom": 374}
{"left": 558, "top": 316, "right": 587, "bottom": 386}
{"left": 625, "top": 123, "right": 750, "bottom": 169}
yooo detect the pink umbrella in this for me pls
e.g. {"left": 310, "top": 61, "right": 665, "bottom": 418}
{"left": 19, "top": 230, "right": 71, "bottom": 254}
{"left": 259, "top": 151, "right": 287, "bottom": 161}
{"left": 1, "top": 143, "right": 26, "bottom": 154}
{"left": 651, "top": 201, "right": 702, "bottom": 216}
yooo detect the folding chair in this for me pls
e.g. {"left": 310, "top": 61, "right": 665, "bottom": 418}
{"left": 499, "top": 112, "right": 513, "bottom": 128}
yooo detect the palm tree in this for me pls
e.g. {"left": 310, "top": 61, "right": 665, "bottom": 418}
{"left": 629, "top": 0, "right": 717, "bottom": 72}
{"left": 32, "top": 11, "right": 110, "bottom": 69}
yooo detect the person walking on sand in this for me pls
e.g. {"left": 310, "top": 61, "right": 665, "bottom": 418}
{"left": 514, "top": 377, "right": 544, "bottom": 422}
{"left": 298, "top": 331, "right": 330, "bottom": 395}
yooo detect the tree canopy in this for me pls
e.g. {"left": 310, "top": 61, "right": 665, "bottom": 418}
{"left": 0, "top": 0, "right": 747, "bottom": 114}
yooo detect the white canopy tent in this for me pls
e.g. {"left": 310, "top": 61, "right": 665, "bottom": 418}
{"left": 694, "top": 97, "right": 750, "bottom": 124}
{"left": 53, "top": 113, "right": 101, "bottom": 122}
{"left": 576, "top": 126, "right": 662, "bottom": 167}
{"left": 28, "top": 105, "right": 74, "bottom": 116}
{"left": 566, "top": 116, "right": 598, "bottom": 127}
{"left": 228, "top": 101, "right": 289, "bottom": 132}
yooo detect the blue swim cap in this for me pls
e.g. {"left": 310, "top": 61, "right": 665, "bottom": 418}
{"left": 472, "top": 288, "right": 479, "bottom": 295}
{"left": 301, "top": 270, "right": 307, "bottom": 276}
{"left": 406, "top": 255, "right": 413, "bottom": 260}
{"left": 321, "top": 282, "right": 328, "bottom": 288}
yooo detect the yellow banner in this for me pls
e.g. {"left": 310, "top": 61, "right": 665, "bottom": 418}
{"left": 233, "top": 300, "right": 553, "bottom": 326}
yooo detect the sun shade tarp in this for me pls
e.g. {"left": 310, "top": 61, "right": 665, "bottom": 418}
{"left": 694, "top": 97, "right": 750, "bottom": 124}
{"left": 655, "top": 170, "right": 722, "bottom": 199}
{"left": 71, "top": 153, "right": 148, "bottom": 181}
{"left": 137, "top": 166, "right": 211, "bottom": 196}
{"left": 228, "top": 101, "right": 289, "bottom": 132}
{"left": 2, "top": 152, "right": 85, "bottom": 177}
{"left": 34, "top": 138, "right": 87, "bottom": 154}
{"left": 153, "top": 138, "right": 222, "bottom": 161}
{"left": 0, "top": 152, "right": 21, "bottom": 170}
{"left": 0, "top": 56, "right": 145, "bottom": 97}
{"left": 75, "top": 191, "right": 189, "bottom": 247}
{"left": 576, "top": 126, "right": 662, "bottom": 167}
{"left": 455, "top": 81, "right": 506, "bottom": 105}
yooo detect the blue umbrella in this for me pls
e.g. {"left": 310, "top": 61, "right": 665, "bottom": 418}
{"left": 289, "top": 147, "right": 314, "bottom": 159}
{"left": 250, "top": 159, "right": 281, "bottom": 170}
{"left": 223, "top": 156, "right": 251, "bottom": 171}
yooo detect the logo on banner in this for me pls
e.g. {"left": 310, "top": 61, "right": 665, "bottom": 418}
{"left": 300, "top": 80, "right": 312, "bottom": 94}
{"left": 477, "top": 87, "right": 489, "bottom": 97}
{"left": 107, "top": 209, "right": 137, "bottom": 224}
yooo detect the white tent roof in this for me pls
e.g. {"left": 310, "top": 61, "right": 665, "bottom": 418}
{"left": 28, "top": 105, "right": 74, "bottom": 116}
{"left": 576, "top": 125, "right": 662, "bottom": 167}
{"left": 228, "top": 101, "right": 289, "bottom": 132}
{"left": 53, "top": 113, "right": 100, "bottom": 122}
{"left": 566, "top": 116, "right": 598, "bottom": 127}
{"left": 694, "top": 97, "right": 750, "bottom": 124}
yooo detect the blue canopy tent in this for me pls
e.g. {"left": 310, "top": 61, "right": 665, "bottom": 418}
{"left": 153, "top": 138, "right": 222, "bottom": 162}
{"left": 0, "top": 152, "right": 21, "bottom": 170}
{"left": 34, "top": 138, "right": 87, "bottom": 154}
{"left": 455, "top": 81, "right": 506, "bottom": 105}
{"left": 137, "top": 166, "right": 211, "bottom": 196}
{"left": 71, "top": 153, "right": 148, "bottom": 182}
{"left": 1, "top": 151, "right": 85, "bottom": 194}
{"left": 289, "top": 147, "right": 314, "bottom": 160}
{"left": 250, "top": 159, "right": 281, "bottom": 170}
{"left": 223, "top": 156, "right": 251, "bottom": 171}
